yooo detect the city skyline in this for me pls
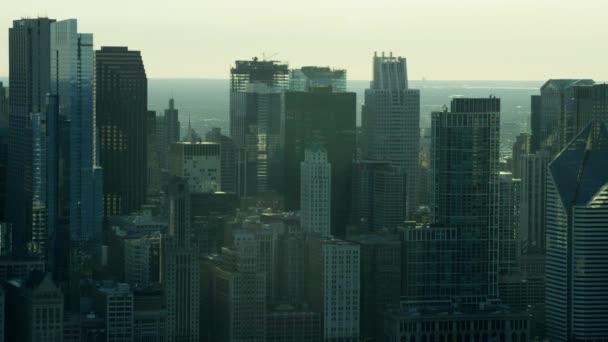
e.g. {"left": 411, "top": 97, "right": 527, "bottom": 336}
{"left": 2, "top": 0, "right": 608, "bottom": 80}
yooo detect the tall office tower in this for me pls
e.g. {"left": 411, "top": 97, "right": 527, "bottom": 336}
{"left": 203, "top": 247, "right": 267, "bottom": 341}
{"left": 164, "top": 98, "right": 180, "bottom": 148}
{"left": 0, "top": 82, "right": 7, "bottom": 223}
{"left": 349, "top": 233, "right": 401, "bottom": 341}
{"left": 159, "top": 99, "right": 180, "bottom": 170}
{"left": 229, "top": 58, "right": 289, "bottom": 197}
{"left": 535, "top": 79, "right": 595, "bottom": 154}
{"left": 205, "top": 128, "right": 237, "bottom": 193}
{"left": 530, "top": 95, "right": 542, "bottom": 153}
{"left": 351, "top": 160, "right": 406, "bottom": 232}
{"left": 162, "top": 179, "right": 200, "bottom": 342}
{"left": 545, "top": 120, "right": 608, "bottom": 341}
{"left": 430, "top": 97, "right": 501, "bottom": 303}
{"left": 169, "top": 142, "right": 221, "bottom": 193}
{"left": 95, "top": 46, "right": 148, "bottom": 217}
{"left": 7, "top": 18, "right": 53, "bottom": 255}
{"left": 283, "top": 87, "right": 356, "bottom": 236}
{"left": 519, "top": 150, "right": 551, "bottom": 256}
{"left": 30, "top": 110, "right": 53, "bottom": 256}
{"left": 4, "top": 271, "right": 64, "bottom": 341}
{"left": 51, "top": 19, "right": 103, "bottom": 242}
{"left": 511, "top": 132, "right": 530, "bottom": 178}
{"left": 146, "top": 110, "right": 162, "bottom": 195}
{"left": 362, "top": 52, "right": 420, "bottom": 218}
{"left": 95, "top": 282, "right": 134, "bottom": 342}
{"left": 498, "top": 172, "right": 521, "bottom": 275}
{"left": 289, "top": 66, "right": 347, "bottom": 92}
{"left": 307, "top": 238, "right": 360, "bottom": 341}
{"left": 563, "top": 83, "right": 608, "bottom": 143}
{"left": 300, "top": 146, "right": 331, "bottom": 238}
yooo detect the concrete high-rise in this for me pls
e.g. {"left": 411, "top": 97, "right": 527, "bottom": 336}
{"left": 306, "top": 238, "right": 360, "bottom": 342}
{"left": 95, "top": 47, "right": 148, "bottom": 217}
{"left": 95, "top": 282, "right": 134, "bottom": 342}
{"left": 300, "top": 146, "right": 331, "bottom": 238}
{"left": 498, "top": 172, "right": 521, "bottom": 275}
{"left": 160, "top": 99, "right": 180, "bottom": 169}
{"left": 7, "top": 18, "right": 53, "bottom": 255}
{"left": 162, "top": 179, "right": 200, "bottom": 341}
{"left": 205, "top": 128, "right": 237, "bottom": 193}
{"left": 229, "top": 58, "right": 288, "bottom": 197}
{"left": 283, "top": 87, "right": 356, "bottom": 236}
{"left": 545, "top": 120, "right": 608, "bottom": 341}
{"left": 169, "top": 142, "right": 221, "bottom": 193}
{"left": 519, "top": 150, "right": 551, "bottom": 255}
{"left": 362, "top": 52, "right": 420, "bottom": 218}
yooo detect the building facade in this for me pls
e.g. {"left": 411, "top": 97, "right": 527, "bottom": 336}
{"left": 362, "top": 52, "right": 420, "bottom": 218}
{"left": 300, "top": 146, "right": 331, "bottom": 238}
{"left": 283, "top": 87, "right": 356, "bottom": 236}
{"left": 7, "top": 18, "right": 53, "bottom": 255}
{"left": 169, "top": 142, "right": 221, "bottom": 193}
{"left": 95, "top": 46, "right": 148, "bottom": 217}
{"left": 545, "top": 120, "right": 608, "bottom": 341}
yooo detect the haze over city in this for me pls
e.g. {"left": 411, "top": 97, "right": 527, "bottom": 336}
{"left": 2, "top": 0, "right": 608, "bottom": 80}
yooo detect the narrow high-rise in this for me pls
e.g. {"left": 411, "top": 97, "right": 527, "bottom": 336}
{"left": 545, "top": 120, "right": 608, "bottom": 341}
{"left": 300, "top": 146, "right": 331, "bottom": 238}
{"left": 95, "top": 47, "right": 148, "bottom": 217}
{"left": 7, "top": 18, "right": 53, "bottom": 255}
{"left": 362, "top": 52, "right": 420, "bottom": 218}
{"left": 51, "top": 19, "right": 103, "bottom": 242}
{"left": 229, "top": 58, "right": 288, "bottom": 197}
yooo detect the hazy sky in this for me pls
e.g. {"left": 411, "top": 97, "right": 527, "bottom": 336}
{"left": 2, "top": 0, "right": 607, "bottom": 80}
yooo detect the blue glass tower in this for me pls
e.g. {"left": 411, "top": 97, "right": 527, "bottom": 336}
{"left": 50, "top": 19, "right": 102, "bottom": 242}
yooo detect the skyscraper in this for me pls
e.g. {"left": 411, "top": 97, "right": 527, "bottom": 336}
{"left": 511, "top": 132, "right": 530, "bottom": 178}
{"left": 51, "top": 19, "right": 103, "bottom": 242}
{"left": 300, "top": 146, "right": 331, "bottom": 238}
{"left": 545, "top": 120, "right": 608, "bottom": 341}
{"left": 7, "top": 18, "right": 53, "bottom": 255}
{"left": 307, "top": 238, "right": 360, "bottom": 342}
{"left": 95, "top": 47, "right": 148, "bottom": 217}
{"left": 160, "top": 99, "right": 180, "bottom": 169}
{"left": 430, "top": 97, "right": 500, "bottom": 303}
{"left": 351, "top": 160, "right": 406, "bottom": 232}
{"left": 205, "top": 128, "right": 237, "bottom": 193}
{"left": 498, "top": 172, "right": 521, "bottom": 275}
{"left": 535, "top": 79, "right": 594, "bottom": 153}
{"left": 283, "top": 87, "right": 356, "bottom": 236}
{"left": 169, "top": 142, "right": 221, "bottom": 193}
{"left": 362, "top": 52, "right": 420, "bottom": 218}
{"left": 229, "top": 58, "right": 289, "bottom": 197}
{"left": 0, "top": 82, "right": 8, "bottom": 223}
{"left": 519, "top": 150, "right": 551, "bottom": 255}
{"left": 162, "top": 179, "right": 200, "bottom": 341}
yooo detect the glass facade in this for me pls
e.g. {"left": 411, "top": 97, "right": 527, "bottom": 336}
{"left": 51, "top": 19, "right": 102, "bottom": 241}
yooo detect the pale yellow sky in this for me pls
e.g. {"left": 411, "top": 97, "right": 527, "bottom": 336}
{"left": 2, "top": 0, "right": 607, "bottom": 80}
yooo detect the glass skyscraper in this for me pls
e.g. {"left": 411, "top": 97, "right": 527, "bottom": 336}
{"left": 545, "top": 120, "right": 608, "bottom": 341}
{"left": 229, "top": 58, "right": 289, "bottom": 197}
{"left": 51, "top": 19, "right": 103, "bottom": 241}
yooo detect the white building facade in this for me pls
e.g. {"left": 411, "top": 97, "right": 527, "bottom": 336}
{"left": 301, "top": 146, "right": 331, "bottom": 238}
